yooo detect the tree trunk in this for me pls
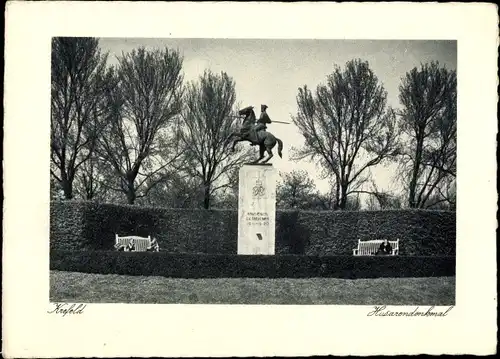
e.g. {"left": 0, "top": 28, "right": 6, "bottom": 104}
{"left": 84, "top": 181, "right": 94, "bottom": 201}
{"left": 333, "top": 174, "right": 341, "bottom": 210}
{"left": 61, "top": 176, "right": 73, "bottom": 200}
{"left": 409, "top": 132, "right": 424, "bottom": 208}
{"left": 126, "top": 180, "right": 136, "bottom": 204}
{"left": 339, "top": 182, "right": 348, "bottom": 210}
{"left": 203, "top": 183, "right": 211, "bottom": 209}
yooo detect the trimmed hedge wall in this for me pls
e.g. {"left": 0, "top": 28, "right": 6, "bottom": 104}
{"left": 50, "top": 250, "right": 456, "bottom": 279}
{"left": 50, "top": 201, "right": 456, "bottom": 256}
{"left": 50, "top": 201, "right": 86, "bottom": 250}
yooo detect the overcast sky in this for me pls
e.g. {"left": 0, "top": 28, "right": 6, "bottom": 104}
{"left": 99, "top": 38, "right": 457, "bottom": 196}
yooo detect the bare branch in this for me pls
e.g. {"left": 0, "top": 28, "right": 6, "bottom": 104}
{"left": 178, "top": 70, "right": 252, "bottom": 209}
{"left": 292, "top": 59, "right": 400, "bottom": 209}
{"left": 98, "top": 46, "right": 184, "bottom": 204}
{"left": 397, "top": 61, "right": 456, "bottom": 208}
{"left": 50, "top": 37, "right": 111, "bottom": 199}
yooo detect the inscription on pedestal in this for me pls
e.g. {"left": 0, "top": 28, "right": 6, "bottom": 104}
{"left": 238, "top": 165, "right": 277, "bottom": 255}
{"left": 245, "top": 211, "right": 270, "bottom": 227}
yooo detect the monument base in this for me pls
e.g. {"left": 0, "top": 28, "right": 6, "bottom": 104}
{"left": 237, "top": 164, "right": 277, "bottom": 255}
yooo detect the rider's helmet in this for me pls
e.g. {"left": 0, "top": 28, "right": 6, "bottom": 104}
{"left": 261, "top": 104, "right": 268, "bottom": 111}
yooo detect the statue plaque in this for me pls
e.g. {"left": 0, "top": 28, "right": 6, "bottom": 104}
{"left": 237, "top": 164, "right": 277, "bottom": 255}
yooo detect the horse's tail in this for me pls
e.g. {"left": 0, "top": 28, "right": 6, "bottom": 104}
{"left": 277, "top": 138, "right": 283, "bottom": 158}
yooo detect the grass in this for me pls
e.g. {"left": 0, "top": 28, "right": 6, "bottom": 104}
{"left": 50, "top": 270, "right": 455, "bottom": 305}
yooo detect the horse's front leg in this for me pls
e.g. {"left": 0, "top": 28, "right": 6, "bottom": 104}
{"left": 261, "top": 147, "right": 273, "bottom": 164}
{"left": 252, "top": 145, "right": 265, "bottom": 164}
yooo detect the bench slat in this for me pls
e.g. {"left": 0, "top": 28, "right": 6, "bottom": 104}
{"left": 353, "top": 239, "right": 399, "bottom": 256}
{"left": 115, "top": 234, "right": 159, "bottom": 252}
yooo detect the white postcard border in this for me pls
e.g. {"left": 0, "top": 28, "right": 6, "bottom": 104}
{"left": 3, "top": 2, "right": 498, "bottom": 357}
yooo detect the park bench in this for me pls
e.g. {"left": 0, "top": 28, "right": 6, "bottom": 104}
{"left": 114, "top": 234, "right": 160, "bottom": 252}
{"left": 352, "top": 239, "right": 399, "bottom": 256}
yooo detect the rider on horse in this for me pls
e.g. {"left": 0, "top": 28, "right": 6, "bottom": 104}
{"left": 256, "top": 104, "right": 272, "bottom": 131}
{"left": 238, "top": 104, "right": 272, "bottom": 146}
{"left": 232, "top": 104, "right": 283, "bottom": 164}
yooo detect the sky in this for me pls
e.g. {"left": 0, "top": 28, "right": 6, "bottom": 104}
{"left": 99, "top": 38, "right": 457, "bottom": 196}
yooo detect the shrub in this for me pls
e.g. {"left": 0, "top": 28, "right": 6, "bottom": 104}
{"left": 50, "top": 201, "right": 456, "bottom": 255}
{"left": 50, "top": 250, "right": 456, "bottom": 279}
{"left": 50, "top": 201, "right": 87, "bottom": 250}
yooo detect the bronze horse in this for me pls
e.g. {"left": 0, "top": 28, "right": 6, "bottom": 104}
{"left": 231, "top": 106, "right": 283, "bottom": 164}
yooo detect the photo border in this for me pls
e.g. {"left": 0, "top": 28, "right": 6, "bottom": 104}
{"left": 3, "top": 2, "right": 498, "bottom": 357}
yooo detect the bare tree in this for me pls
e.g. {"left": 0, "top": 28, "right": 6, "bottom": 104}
{"left": 137, "top": 172, "right": 205, "bottom": 208}
{"left": 398, "top": 61, "right": 456, "bottom": 208}
{"left": 292, "top": 59, "right": 401, "bottom": 210}
{"left": 276, "top": 170, "right": 319, "bottom": 209}
{"left": 73, "top": 151, "right": 114, "bottom": 201}
{"left": 178, "top": 70, "right": 253, "bottom": 209}
{"left": 365, "top": 185, "right": 404, "bottom": 210}
{"left": 50, "top": 37, "right": 112, "bottom": 199}
{"left": 98, "top": 47, "right": 184, "bottom": 204}
{"left": 314, "top": 189, "right": 337, "bottom": 210}
{"left": 276, "top": 171, "right": 361, "bottom": 211}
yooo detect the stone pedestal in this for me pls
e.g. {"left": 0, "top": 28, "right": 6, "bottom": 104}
{"left": 237, "top": 164, "right": 277, "bottom": 255}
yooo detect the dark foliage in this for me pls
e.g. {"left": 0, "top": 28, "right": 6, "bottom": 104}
{"left": 51, "top": 201, "right": 455, "bottom": 256}
{"left": 51, "top": 250, "right": 455, "bottom": 279}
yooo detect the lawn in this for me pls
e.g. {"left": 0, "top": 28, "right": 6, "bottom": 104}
{"left": 50, "top": 270, "right": 455, "bottom": 305}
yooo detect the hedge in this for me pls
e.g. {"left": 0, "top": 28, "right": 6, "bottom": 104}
{"left": 50, "top": 201, "right": 456, "bottom": 256}
{"left": 50, "top": 250, "right": 455, "bottom": 279}
{"left": 50, "top": 201, "right": 87, "bottom": 250}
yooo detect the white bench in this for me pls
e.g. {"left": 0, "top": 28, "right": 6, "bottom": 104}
{"left": 353, "top": 239, "right": 399, "bottom": 256}
{"left": 114, "top": 234, "right": 160, "bottom": 252}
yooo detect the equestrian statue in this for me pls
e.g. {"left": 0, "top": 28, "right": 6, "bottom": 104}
{"left": 230, "top": 104, "right": 284, "bottom": 164}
